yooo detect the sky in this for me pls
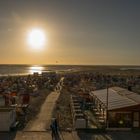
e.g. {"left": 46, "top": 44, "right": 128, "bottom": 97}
{"left": 0, "top": 0, "right": 140, "bottom": 65}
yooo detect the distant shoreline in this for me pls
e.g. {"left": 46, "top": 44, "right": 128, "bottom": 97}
{"left": 0, "top": 65, "right": 140, "bottom": 77}
{"left": 0, "top": 64, "right": 140, "bottom": 67}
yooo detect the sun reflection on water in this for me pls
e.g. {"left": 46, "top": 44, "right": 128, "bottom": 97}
{"left": 29, "top": 66, "right": 44, "bottom": 74}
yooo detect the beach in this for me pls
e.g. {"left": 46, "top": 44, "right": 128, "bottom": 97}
{"left": 0, "top": 66, "right": 140, "bottom": 140}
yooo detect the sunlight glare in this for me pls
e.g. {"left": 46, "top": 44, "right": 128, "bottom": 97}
{"left": 29, "top": 66, "right": 44, "bottom": 74}
{"left": 27, "top": 28, "right": 46, "bottom": 50}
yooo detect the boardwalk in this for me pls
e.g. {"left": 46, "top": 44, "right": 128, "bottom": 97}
{"left": 24, "top": 92, "right": 60, "bottom": 131}
{"left": 14, "top": 77, "right": 79, "bottom": 140}
{"left": 24, "top": 77, "right": 64, "bottom": 131}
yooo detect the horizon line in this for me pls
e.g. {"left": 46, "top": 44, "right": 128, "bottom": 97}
{"left": 0, "top": 64, "right": 140, "bottom": 67}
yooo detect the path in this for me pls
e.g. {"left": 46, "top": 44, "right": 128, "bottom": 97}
{"left": 14, "top": 77, "right": 80, "bottom": 140}
{"left": 15, "top": 131, "right": 80, "bottom": 140}
{"left": 24, "top": 77, "right": 64, "bottom": 131}
{"left": 15, "top": 78, "right": 80, "bottom": 140}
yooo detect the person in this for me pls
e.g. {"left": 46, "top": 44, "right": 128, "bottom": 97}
{"left": 54, "top": 118, "right": 58, "bottom": 134}
{"left": 50, "top": 122, "right": 56, "bottom": 139}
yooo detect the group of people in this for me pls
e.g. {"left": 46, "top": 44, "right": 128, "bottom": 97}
{"left": 0, "top": 74, "right": 60, "bottom": 105}
{"left": 63, "top": 72, "right": 140, "bottom": 92}
{"left": 0, "top": 74, "right": 59, "bottom": 94}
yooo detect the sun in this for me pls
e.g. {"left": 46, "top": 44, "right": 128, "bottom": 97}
{"left": 27, "top": 28, "right": 46, "bottom": 50}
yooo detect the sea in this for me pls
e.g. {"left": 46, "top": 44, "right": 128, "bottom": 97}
{"left": 0, "top": 65, "right": 80, "bottom": 76}
{"left": 0, "top": 65, "right": 140, "bottom": 76}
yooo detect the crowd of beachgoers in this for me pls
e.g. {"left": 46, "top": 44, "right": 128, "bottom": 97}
{"left": 0, "top": 73, "right": 61, "bottom": 129}
{"left": 52, "top": 71, "right": 140, "bottom": 129}
{"left": 0, "top": 70, "right": 140, "bottom": 130}
{"left": 0, "top": 73, "right": 60, "bottom": 105}
{"left": 63, "top": 72, "right": 140, "bottom": 93}
{"left": 0, "top": 71, "right": 140, "bottom": 105}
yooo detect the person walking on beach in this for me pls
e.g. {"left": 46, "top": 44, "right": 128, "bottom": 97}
{"left": 54, "top": 118, "right": 58, "bottom": 134}
{"left": 50, "top": 118, "right": 60, "bottom": 140}
{"left": 50, "top": 122, "right": 56, "bottom": 139}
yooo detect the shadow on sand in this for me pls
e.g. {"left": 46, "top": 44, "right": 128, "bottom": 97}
{"left": 52, "top": 132, "right": 62, "bottom": 140}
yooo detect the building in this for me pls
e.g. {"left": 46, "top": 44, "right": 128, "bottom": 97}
{"left": 90, "top": 87, "right": 140, "bottom": 130}
{"left": 0, "top": 108, "right": 16, "bottom": 131}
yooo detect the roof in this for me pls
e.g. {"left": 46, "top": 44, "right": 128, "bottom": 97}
{"left": 0, "top": 107, "right": 15, "bottom": 112}
{"left": 90, "top": 87, "right": 140, "bottom": 110}
{"left": 112, "top": 87, "right": 140, "bottom": 103}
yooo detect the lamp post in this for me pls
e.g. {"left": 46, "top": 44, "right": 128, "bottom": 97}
{"left": 106, "top": 76, "right": 110, "bottom": 129}
{"left": 106, "top": 84, "right": 109, "bottom": 129}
